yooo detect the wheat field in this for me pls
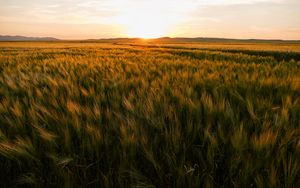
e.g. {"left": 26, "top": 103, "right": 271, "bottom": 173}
{"left": 0, "top": 41, "right": 300, "bottom": 187}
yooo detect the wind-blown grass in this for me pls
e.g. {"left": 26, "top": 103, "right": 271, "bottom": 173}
{"left": 0, "top": 41, "right": 300, "bottom": 187}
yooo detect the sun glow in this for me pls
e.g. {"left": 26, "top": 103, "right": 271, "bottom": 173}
{"left": 121, "top": 10, "right": 172, "bottom": 38}
{"left": 114, "top": 1, "right": 195, "bottom": 38}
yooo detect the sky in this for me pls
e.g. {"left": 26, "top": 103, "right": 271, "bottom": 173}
{"left": 0, "top": 0, "right": 299, "bottom": 39}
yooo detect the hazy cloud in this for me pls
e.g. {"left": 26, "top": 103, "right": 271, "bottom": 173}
{"left": 0, "top": 0, "right": 299, "bottom": 39}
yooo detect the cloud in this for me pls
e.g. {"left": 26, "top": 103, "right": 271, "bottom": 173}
{"left": 0, "top": 0, "right": 299, "bottom": 39}
{"left": 0, "top": 0, "right": 292, "bottom": 24}
{"left": 196, "top": 0, "right": 285, "bottom": 5}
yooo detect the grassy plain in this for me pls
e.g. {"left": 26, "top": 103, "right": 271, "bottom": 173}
{"left": 0, "top": 40, "right": 300, "bottom": 187}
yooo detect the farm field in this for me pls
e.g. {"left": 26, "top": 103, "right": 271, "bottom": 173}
{"left": 0, "top": 41, "right": 300, "bottom": 187}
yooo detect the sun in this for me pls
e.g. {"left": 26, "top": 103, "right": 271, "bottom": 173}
{"left": 126, "top": 15, "right": 168, "bottom": 39}
{"left": 118, "top": 9, "right": 172, "bottom": 39}
{"left": 125, "top": 16, "right": 169, "bottom": 38}
{"left": 114, "top": 1, "right": 192, "bottom": 39}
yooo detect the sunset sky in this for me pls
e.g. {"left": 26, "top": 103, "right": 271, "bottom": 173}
{"left": 0, "top": 0, "right": 299, "bottom": 39}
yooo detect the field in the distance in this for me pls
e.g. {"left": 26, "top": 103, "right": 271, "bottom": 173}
{"left": 0, "top": 40, "right": 300, "bottom": 187}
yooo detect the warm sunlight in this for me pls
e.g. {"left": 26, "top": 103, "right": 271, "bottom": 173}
{"left": 120, "top": 10, "right": 171, "bottom": 38}
{"left": 1, "top": 0, "right": 300, "bottom": 39}
{"left": 1, "top": 0, "right": 300, "bottom": 187}
{"left": 114, "top": 1, "right": 194, "bottom": 38}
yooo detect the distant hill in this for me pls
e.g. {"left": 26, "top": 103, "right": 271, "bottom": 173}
{"left": 152, "top": 37, "right": 300, "bottom": 43}
{"left": 1, "top": 35, "right": 299, "bottom": 43}
{"left": 84, "top": 37, "right": 300, "bottom": 44}
{"left": 0, "top": 35, "right": 60, "bottom": 41}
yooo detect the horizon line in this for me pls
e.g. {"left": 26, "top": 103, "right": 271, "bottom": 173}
{"left": 0, "top": 35, "right": 300, "bottom": 42}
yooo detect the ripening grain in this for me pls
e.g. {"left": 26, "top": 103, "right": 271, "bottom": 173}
{"left": 0, "top": 41, "right": 300, "bottom": 187}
